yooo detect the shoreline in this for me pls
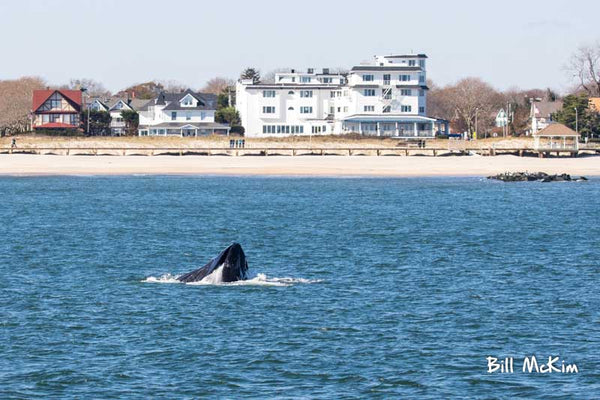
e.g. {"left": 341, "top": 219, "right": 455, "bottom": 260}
{"left": 1, "top": 154, "right": 600, "bottom": 177}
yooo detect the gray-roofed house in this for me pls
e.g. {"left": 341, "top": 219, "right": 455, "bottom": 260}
{"left": 87, "top": 97, "right": 152, "bottom": 135}
{"left": 531, "top": 100, "right": 563, "bottom": 134}
{"left": 137, "top": 89, "right": 230, "bottom": 136}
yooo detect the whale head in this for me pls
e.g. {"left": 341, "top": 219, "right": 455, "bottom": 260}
{"left": 177, "top": 243, "right": 249, "bottom": 283}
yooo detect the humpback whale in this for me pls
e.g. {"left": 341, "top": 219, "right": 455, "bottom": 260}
{"left": 178, "top": 243, "right": 249, "bottom": 283}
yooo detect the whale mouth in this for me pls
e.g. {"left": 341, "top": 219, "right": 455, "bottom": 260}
{"left": 143, "top": 271, "right": 322, "bottom": 287}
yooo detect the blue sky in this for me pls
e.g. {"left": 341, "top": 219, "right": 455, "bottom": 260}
{"left": 0, "top": 0, "right": 597, "bottom": 93}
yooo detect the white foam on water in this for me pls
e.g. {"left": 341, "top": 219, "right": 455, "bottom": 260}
{"left": 142, "top": 273, "right": 181, "bottom": 283}
{"left": 143, "top": 269, "right": 322, "bottom": 287}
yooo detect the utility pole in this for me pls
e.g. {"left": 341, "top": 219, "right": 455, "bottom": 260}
{"left": 574, "top": 107, "right": 578, "bottom": 135}
{"left": 475, "top": 108, "right": 478, "bottom": 140}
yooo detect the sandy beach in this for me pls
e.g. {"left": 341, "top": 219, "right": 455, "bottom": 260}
{"left": 1, "top": 154, "right": 599, "bottom": 177}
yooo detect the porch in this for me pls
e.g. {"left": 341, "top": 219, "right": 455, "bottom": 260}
{"left": 342, "top": 116, "right": 449, "bottom": 138}
{"left": 139, "top": 123, "right": 230, "bottom": 137}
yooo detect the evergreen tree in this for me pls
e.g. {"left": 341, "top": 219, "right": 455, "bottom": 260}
{"left": 553, "top": 94, "right": 600, "bottom": 139}
{"left": 240, "top": 68, "right": 261, "bottom": 84}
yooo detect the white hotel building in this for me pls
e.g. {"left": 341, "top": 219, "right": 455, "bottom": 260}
{"left": 236, "top": 54, "right": 449, "bottom": 138}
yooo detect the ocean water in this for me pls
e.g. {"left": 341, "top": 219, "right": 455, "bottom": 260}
{"left": 0, "top": 176, "right": 599, "bottom": 399}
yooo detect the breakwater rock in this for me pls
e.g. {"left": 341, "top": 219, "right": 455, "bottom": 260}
{"left": 488, "top": 172, "right": 588, "bottom": 182}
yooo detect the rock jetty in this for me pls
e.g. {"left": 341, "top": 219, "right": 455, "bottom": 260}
{"left": 488, "top": 172, "right": 588, "bottom": 182}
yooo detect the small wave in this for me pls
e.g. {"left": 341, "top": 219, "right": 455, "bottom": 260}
{"left": 142, "top": 272, "right": 322, "bottom": 287}
{"left": 142, "top": 274, "right": 181, "bottom": 283}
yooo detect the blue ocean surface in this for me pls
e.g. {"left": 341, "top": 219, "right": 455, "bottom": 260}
{"left": 0, "top": 176, "right": 599, "bottom": 399}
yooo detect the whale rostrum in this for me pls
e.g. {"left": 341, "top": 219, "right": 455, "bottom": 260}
{"left": 178, "top": 243, "right": 249, "bottom": 283}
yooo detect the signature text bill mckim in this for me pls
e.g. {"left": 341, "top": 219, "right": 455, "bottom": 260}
{"left": 487, "top": 356, "right": 579, "bottom": 374}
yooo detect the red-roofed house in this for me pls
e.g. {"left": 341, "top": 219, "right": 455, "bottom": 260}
{"left": 32, "top": 89, "right": 82, "bottom": 130}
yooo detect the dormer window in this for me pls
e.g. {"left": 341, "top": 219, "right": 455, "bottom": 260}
{"left": 180, "top": 94, "right": 196, "bottom": 107}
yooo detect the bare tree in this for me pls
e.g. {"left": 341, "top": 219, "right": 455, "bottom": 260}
{"left": 0, "top": 76, "right": 46, "bottom": 136}
{"left": 67, "top": 78, "right": 111, "bottom": 98}
{"left": 261, "top": 68, "right": 290, "bottom": 84}
{"left": 430, "top": 78, "right": 503, "bottom": 135}
{"left": 568, "top": 43, "right": 600, "bottom": 97}
{"left": 201, "top": 77, "right": 235, "bottom": 94}
{"left": 159, "top": 80, "right": 188, "bottom": 93}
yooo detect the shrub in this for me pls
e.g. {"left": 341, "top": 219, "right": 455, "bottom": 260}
{"left": 34, "top": 128, "right": 83, "bottom": 137}
{"left": 230, "top": 125, "right": 245, "bottom": 135}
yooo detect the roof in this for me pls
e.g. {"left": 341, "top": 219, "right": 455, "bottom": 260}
{"left": 533, "top": 101, "right": 563, "bottom": 117}
{"left": 351, "top": 66, "right": 422, "bottom": 72}
{"left": 534, "top": 123, "right": 579, "bottom": 137}
{"left": 129, "top": 99, "right": 151, "bottom": 111}
{"left": 384, "top": 54, "right": 428, "bottom": 59}
{"left": 148, "top": 89, "right": 217, "bottom": 111}
{"left": 589, "top": 97, "right": 600, "bottom": 112}
{"left": 32, "top": 89, "right": 82, "bottom": 111}
{"left": 243, "top": 84, "right": 343, "bottom": 90}
{"left": 343, "top": 114, "right": 439, "bottom": 123}
{"left": 395, "top": 85, "right": 429, "bottom": 90}
{"left": 89, "top": 99, "right": 109, "bottom": 111}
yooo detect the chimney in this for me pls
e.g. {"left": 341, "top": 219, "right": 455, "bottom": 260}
{"left": 307, "top": 68, "right": 314, "bottom": 74}
{"left": 291, "top": 69, "right": 295, "bottom": 73}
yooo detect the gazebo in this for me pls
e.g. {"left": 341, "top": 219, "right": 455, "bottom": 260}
{"left": 533, "top": 123, "right": 579, "bottom": 157}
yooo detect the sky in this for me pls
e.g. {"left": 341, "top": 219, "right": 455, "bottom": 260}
{"left": 0, "top": 0, "right": 598, "bottom": 93}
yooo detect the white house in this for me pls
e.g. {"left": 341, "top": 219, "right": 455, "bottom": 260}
{"left": 530, "top": 100, "right": 563, "bottom": 134}
{"left": 88, "top": 97, "right": 150, "bottom": 135}
{"left": 236, "top": 54, "right": 449, "bottom": 138}
{"left": 137, "top": 89, "right": 230, "bottom": 136}
{"left": 495, "top": 109, "right": 508, "bottom": 127}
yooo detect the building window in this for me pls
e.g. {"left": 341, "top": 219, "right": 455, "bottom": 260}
{"left": 400, "top": 89, "right": 412, "bottom": 96}
{"left": 288, "top": 91, "right": 295, "bottom": 95}
{"left": 401, "top": 105, "right": 412, "bottom": 113}
{"left": 182, "top": 96, "right": 194, "bottom": 106}
{"left": 383, "top": 74, "right": 391, "bottom": 85}
{"left": 186, "top": 112, "right": 191, "bottom": 120}
{"left": 419, "top": 89, "right": 425, "bottom": 97}
{"left": 263, "top": 90, "right": 276, "bottom": 98}
{"left": 364, "top": 89, "right": 376, "bottom": 97}
{"left": 300, "top": 106, "right": 313, "bottom": 114}
{"left": 322, "top": 77, "right": 332, "bottom": 83}
{"left": 419, "top": 106, "right": 425, "bottom": 113}
{"left": 301, "top": 76, "right": 311, "bottom": 83}
{"left": 383, "top": 106, "right": 391, "bottom": 113}
{"left": 200, "top": 112, "right": 206, "bottom": 119}
{"left": 288, "top": 106, "right": 294, "bottom": 110}
{"left": 263, "top": 106, "right": 276, "bottom": 114}
{"left": 48, "top": 93, "right": 62, "bottom": 110}
{"left": 383, "top": 90, "right": 392, "bottom": 100}
{"left": 171, "top": 112, "right": 177, "bottom": 120}
{"left": 419, "top": 75, "right": 425, "bottom": 83}
{"left": 300, "top": 90, "right": 313, "bottom": 98}
{"left": 408, "top": 60, "right": 416, "bottom": 66}
{"left": 362, "top": 74, "right": 374, "bottom": 82}
{"left": 400, "top": 75, "right": 411, "bottom": 82}
{"left": 419, "top": 60, "right": 425, "bottom": 68}
{"left": 364, "top": 105, "right": 375, "bottom": 112}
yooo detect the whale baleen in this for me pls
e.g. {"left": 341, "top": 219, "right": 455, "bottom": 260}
{"left": 177, "top": 243, "right": 249, "bottom": 283}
